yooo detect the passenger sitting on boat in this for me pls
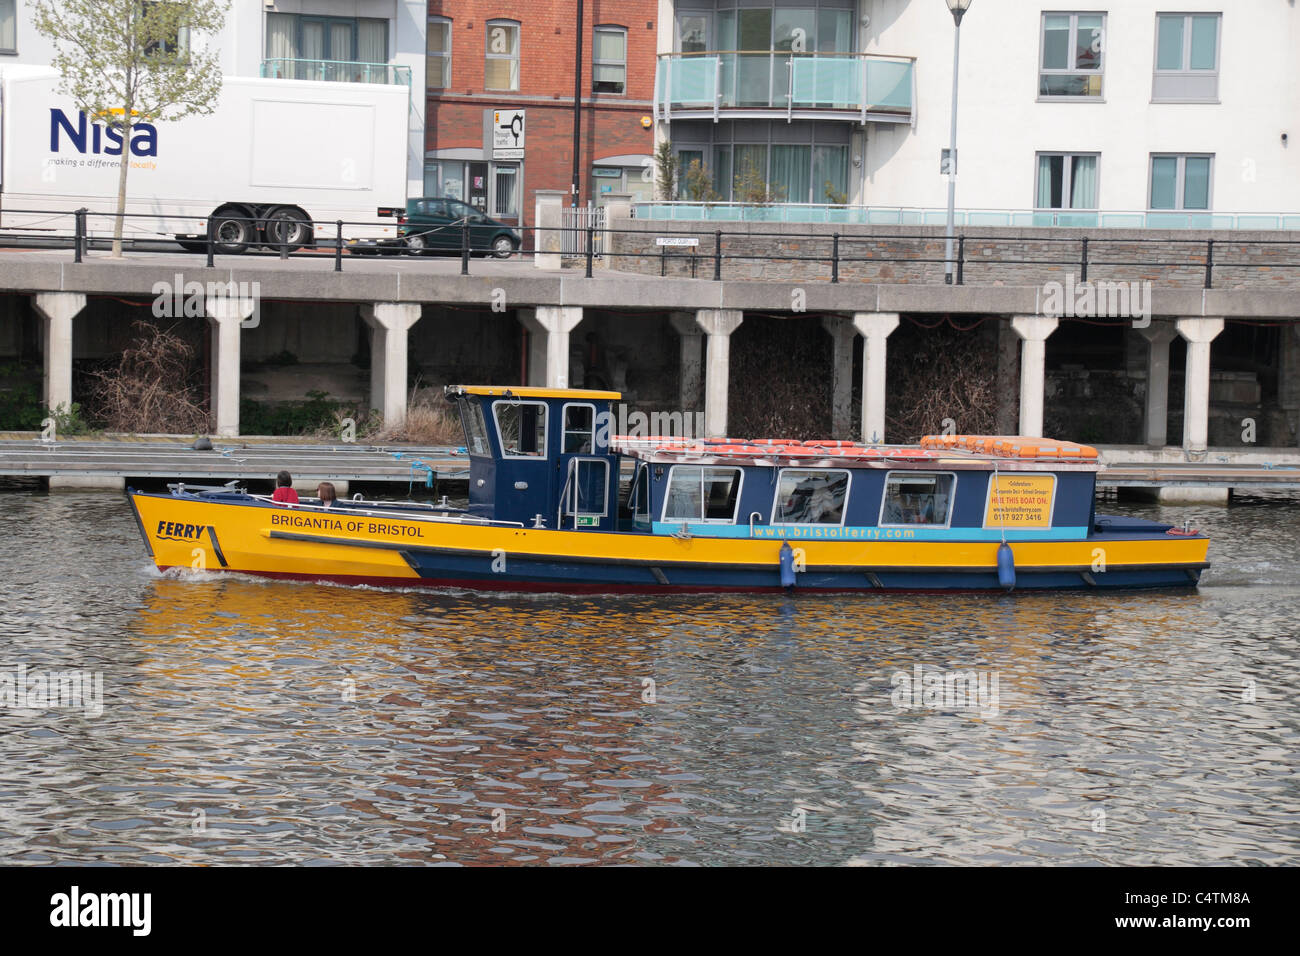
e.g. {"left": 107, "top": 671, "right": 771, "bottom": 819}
{"left": 317, "top": 482, "right": 338, "bottom": 508}
{"left": 271, "top": 470, "right": 300, "bottom": 505}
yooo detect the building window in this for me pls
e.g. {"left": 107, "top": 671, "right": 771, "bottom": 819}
{"left": 485, "top": 20, "right": 520, "bottom": 91}
{"left": 0, "top": 0, "right": 14, "bottom": 54}
{"left": 1149, "top": 154, "right": 1213, "bottom": 210}
{"left": 593, "top": 25, "right": 627, "bottom": 94}
{"left": 427, "top": 17, "right": 451, "bottom": 89}
{"left": 1039, "top": 12, "right": 1105, "bottom": 98}
{"left": 264, "top": 13, "right": 389, "bottom": 81}
{"left": 1153, "top": 13, "right": 1220, "bottom": 102}
{"left": 1035, "top": 153, "right": 1099, "bottom": 209}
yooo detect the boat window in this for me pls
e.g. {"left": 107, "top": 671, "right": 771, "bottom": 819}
{"left": 493, "top": 400, "right": 548, "bottom": 457}
{"left": 664, "top": 466, "right": 743, "bottom": 523}
{"left": 880, "top": 472, "right": 955, "bottom": 527}
{"left": 773, "top": 469, "right": 850, "bottom": 524}
{"left": 458, "top": 398, "right": 491, "bottom": 456}
{"left": 633, "top": 463, "right": 651, "bottom": 522}
{"left": 562, "top": 403, "right": 596, "bottom": 454}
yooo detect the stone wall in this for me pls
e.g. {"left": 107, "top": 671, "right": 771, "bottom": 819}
{"left": 608, "top": 218, "right": 1300, "bottom": 291}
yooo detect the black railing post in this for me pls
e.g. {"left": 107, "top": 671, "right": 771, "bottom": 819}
{"left": 279, "top": 221, "right": 289, "bottom": 260}
{"left": 1080, "top": 237, "right": 1089, "bottom": 282}
{"left": 73, "top": 208, "right": 86, "bottom": 263}
{"left": 460, "top": 221, "right": 470, "bottom": 275}
{"left": 585, "top": 225, "right": 594, "bottom": 278}
{"left": 831, "top": 233, "right": 840, "bottom": 284}
{"left": 206, "top": 218, "right": 215, "bottom": 268}
{"left": 713, "top": 230, "right": 722, "bottom": 281}
{"left": 1205, "top": 238, "right": 1214, "bottom": 289}
{"left": 955, "top": 236, "right": 965, "bottom": 285}
{"left": 334, "top": 221, "right": 343, "bottom": 272}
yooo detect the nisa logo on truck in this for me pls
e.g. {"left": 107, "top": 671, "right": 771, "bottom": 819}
{"left": 50, "top": 109, "right": 158, "bottom": 157}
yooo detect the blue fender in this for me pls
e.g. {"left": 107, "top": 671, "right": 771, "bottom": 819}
{"left": 997, "top": 542, "right": 1016, "bottom": 590}
{"left": 779, "top": 541, "right": 797, "bottom": 588}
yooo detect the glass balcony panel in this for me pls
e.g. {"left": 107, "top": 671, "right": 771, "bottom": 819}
{"left": 865, "top": 59, "right": 912, "bottom": 111}
{"left": 658, "top": 54, "right": 912, "bottom": 118}
{"left": 668, "top": 56, "right": 718, "bottom": 106}
{"left": 261, "top": 58, "right": 410, "bottom": 85}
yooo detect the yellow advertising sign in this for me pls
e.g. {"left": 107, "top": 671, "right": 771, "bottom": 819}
{"left": 985, "top": 475, "right": 1055, "bottom": 528}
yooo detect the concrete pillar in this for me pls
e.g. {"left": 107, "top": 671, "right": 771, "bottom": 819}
{"left": 600, "top": 193, "right": 632, "bottom": 270}
{"left": 994, "top": 319, "right": 1021, "bottom": 436}
{"left": 851, "top": 312, "right": 900, "bottom": 444}
{"left": 1011, "top": 315, "right": 1059, "bottom": 437}
{"left": 822, "top": 315, "right": 857, "bottom": 439}
{"left": 669, "top": 312, "right": 704, "bottom": 412}
{"left": 360, "top": 303, "right": 422, "bottom": 429}
{"left": 32, "top": 293, "right": 86, "bottom": 414}
{"left": 1176, "top": 317, "right": 1225, "bottom": 453}
{"left": 205, "top": 294, "right": 257, "bottom": 437}
{"left": 696, "top": 309, "right": 744, "bottom": 438}
{"left": 518, "top": 307, "right": 583, "bottom": 388}
{"left": 533, "top": 190, "right": 566, "bottom": 271}
{"left": 1138, "top": 321, "right": 1178, "bottom": 447}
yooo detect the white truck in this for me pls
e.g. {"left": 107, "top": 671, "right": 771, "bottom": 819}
{"left": 0, "top": 66, "right": 407, "bottom": 253}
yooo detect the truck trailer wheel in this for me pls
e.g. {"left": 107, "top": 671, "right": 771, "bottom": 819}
{"left": 210, "top": 209, "right": 254, "bottom": 255}
{"left": 264, "top": 207, "right": 312, "bottom": 251}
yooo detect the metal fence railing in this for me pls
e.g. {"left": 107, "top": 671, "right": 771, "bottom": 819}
{"left": 0, "top": 206, "right": 1298, "bottom": 290}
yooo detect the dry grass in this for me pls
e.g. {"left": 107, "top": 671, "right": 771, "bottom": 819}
{"left": 86, "top": 320, "right": 208, "bottom": 434}
{"left": 375, "top": 401, "right": 463, "bottom": 445}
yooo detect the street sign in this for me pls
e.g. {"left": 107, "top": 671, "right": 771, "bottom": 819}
{"left": 656, "top": 237, "right": 700, "bottom": 247}
{"left": 940, "top": 147, "right": 957, "bottom": 176}
{"left": 493, "top": 109, "right": 525, "bottom": 159}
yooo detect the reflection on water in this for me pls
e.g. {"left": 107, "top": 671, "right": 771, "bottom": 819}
{"left": 0, "top": 491, "right": 1297, "bottom": 865}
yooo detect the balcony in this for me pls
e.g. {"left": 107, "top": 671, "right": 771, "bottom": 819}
{"left": 654, "top": 52, "right": 914, "bottom": 125}
{"left": 260, "top": 58, "right": 411, "bottom": 86}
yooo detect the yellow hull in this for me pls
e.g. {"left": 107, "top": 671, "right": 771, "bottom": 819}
{"left": 128, "top": 491, "right": 1209, "bottom": 593}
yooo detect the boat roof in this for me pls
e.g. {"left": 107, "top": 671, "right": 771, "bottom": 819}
{"left": 445, "top": 385, "right": 623, "bottom": 401}
{"left": 611, "top": 434, "right": 1102, "bottom": 472}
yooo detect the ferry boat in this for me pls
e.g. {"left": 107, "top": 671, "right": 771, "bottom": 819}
{"left": 126, "top": 385, "right": 1209, "bottom": 593}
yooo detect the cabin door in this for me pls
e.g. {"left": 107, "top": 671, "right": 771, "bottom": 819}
{"left": 558, "top": 457, "right": 611, "bottom": 530}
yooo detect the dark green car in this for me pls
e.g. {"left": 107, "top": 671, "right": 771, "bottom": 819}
{"left": 398, "top": 198, "right": 521, "bottom": 258}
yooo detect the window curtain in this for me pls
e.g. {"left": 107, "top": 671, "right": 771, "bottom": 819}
{"left": 1156, "top": 16, "right": 1183, "bottom": 70}
{"left": 0, "top": 0, "right": 15, "bottom": 52}
{"left": 1150, "top": 157, "right": 1178, "bottom": 209}
{"left": 771, "top": 145, "right": 811, "bottom": 204}
{"left": 1183, "top": 157, "right": 1210, "bottom": 209}
{"left": 1189, "top": 16, "right": 1217, "bottom": 70}
{"left": 733, "top": 145, "right": 768, "bottom": 196}
{"left": 358, "top": 20, "right": 386, "bottom": 64}
{"left": 1036, "top": 155, "right": 1060, "bottom": 207}
{"left": 1069, "top": 155, "right": 1097, "bottom": 208}
{"left": 812, "top": 146, "right": 848, "bottom": 204}
{"left": 265, "top": 13, "right": 296, "bottom": 77}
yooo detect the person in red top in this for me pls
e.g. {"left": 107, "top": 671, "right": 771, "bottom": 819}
{"left": 271, "top": 470, "right": 299, "bottom": 504}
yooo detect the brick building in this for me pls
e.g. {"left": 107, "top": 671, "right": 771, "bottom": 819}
{"left": 425, "top": 1, "right": 658, "bottom": 226}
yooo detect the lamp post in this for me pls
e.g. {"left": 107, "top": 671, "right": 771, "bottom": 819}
{"left": 943, "top": 0, "right": 972, "bottom": 284}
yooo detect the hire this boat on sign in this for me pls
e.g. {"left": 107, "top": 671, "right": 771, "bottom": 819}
{"left": 127, "top": 386, "right": 1209, "bottom": 593}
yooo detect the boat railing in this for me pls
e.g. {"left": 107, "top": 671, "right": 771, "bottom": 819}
{"left": 242, "top": 494, "right": 528, "bottom": 529}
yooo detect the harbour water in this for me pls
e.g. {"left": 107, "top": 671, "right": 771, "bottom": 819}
{"left": 0, "top": 490, "right": 1296, "bottom": 865}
